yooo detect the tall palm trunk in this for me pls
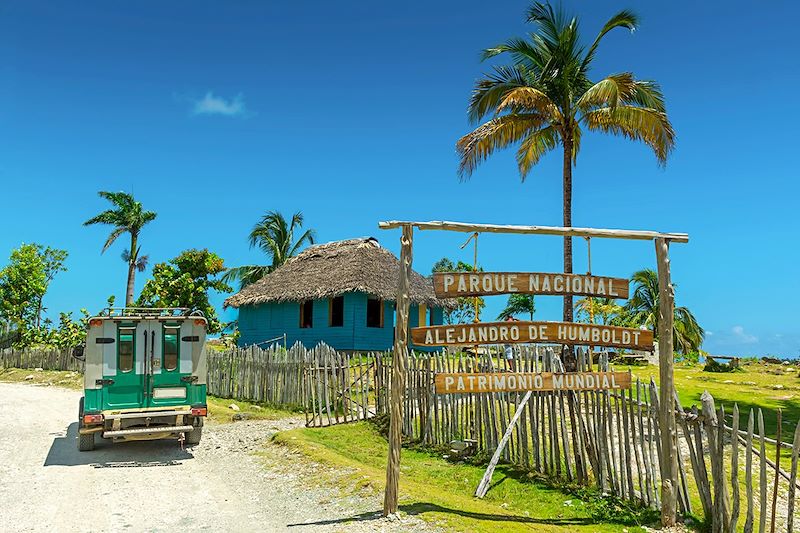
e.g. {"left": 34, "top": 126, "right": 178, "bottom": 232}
{"left": 125, "top": 233, "right": 138, "bottom": 307}
{"left": 562, "top": 130, "right": 577, "bottom": 370}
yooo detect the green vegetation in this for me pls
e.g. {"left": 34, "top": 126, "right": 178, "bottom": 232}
{"left": 456, "top": 2, "right": 674, "bottom": 328}
{"left": 222, "top": 210, "right": 316, "bottom": 290}
{"left": 206, "top": 395, "right": 299, "bottom": 424}
{"left": 432, "top": 257, "right": 485, "bottom": 324}
{"left": 0, "top": 367, "right": 83, "bottom": 388}
{"left": 273, "top": 422, "right": 655, "bottom": 532}
{"left": 137, "top": 249, "right": 232, "bottom": 333}
{"left": 623, "top": 360, "right": 800, "bottom": 443}
{"left": 498, "top": 294, "right": 536, "bottom": 321}
{"left": 83, "top": 191, "right": 157, "bottom": 306}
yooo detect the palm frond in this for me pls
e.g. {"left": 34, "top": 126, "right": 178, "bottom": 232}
{"left": 220, "top": 265, "right": 273, "bottom": 290}
{"left": 583, "top": 9, "right": 639, "bottom": 69}
{"left": 583, "top": 106, "right": 675, "bottom": 165}
{"left": 135, "top": 255, "right": 149, "bottom": 272}
{"left": 102, "top": 228, "right": 126, "bottom": 253}
{"left": 516, "top": 126, "right": 559, "bottom": 178}
{"left": 468, "top": 65, "right": 529, "bottom": 124}
{"left": 576, "top": 73, "right": 636, "bottom": 110}
{"left": 496, "top": 86, "right": 561, "bottom": 120}
{"left": 457, "top": 113, "right": 549, "bottom": 178}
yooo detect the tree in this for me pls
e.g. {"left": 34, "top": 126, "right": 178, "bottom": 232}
{"left": 223, "top": 210, "right": 316, "bottom": 289}
{"left": 616, "top": 269, "right": 704, "bottom": 355}
{"left": 137, "top": 249, "right": 232, "bottom": 333}
{"left": 432, "top": 258, "right": 485, "bottom": 324}
{"left": 498, "top": 293, "right": 535, "bottom": 321}
{"left": 575, "top": 297, "right": 623, "bottom": 325}
{"left": 457, "top": 2, "right": 674, "bottom": 338}
{"left": 83, "top": 191, "right": 157, "bottom": 306}
{"left": 0, "top": 243, "right": 67, "bottom": 332}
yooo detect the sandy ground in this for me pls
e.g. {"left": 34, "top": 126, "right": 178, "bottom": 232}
{"left": 0, "top": 383, "right": 433, "bottom": 533}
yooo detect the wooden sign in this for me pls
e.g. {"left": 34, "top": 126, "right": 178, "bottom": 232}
{"left": 411, "top": 321, "right": 653, "bottom": 351}
{"left": 433, "top": 272, "right": 629, "bottom": 299}
{"left": 434, "top": 371, "right": 631, "bottom": 394}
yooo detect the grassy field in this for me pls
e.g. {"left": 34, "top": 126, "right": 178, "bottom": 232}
{"left": 273, "top": 422, "right": 659, "bottom": 532}
{"left": 620, "top": 360, "right": 800, "bottom": 442}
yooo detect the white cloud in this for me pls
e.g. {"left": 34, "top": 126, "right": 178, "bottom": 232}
{"left": 191, "top": 92, "right": 248, "bottom": 117}
{"left": 731, "top": 325, "right": 758, "bottom": 344}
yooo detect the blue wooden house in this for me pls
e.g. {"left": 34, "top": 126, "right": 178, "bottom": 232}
{"left": 225, "top": 237, "right": 449, "bottom": 351}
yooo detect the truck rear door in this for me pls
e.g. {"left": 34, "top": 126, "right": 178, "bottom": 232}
{"left": 147, "top": 321, "right": 190, "bottom": 407}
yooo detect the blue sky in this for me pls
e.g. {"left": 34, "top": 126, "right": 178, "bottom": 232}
{"left": 1, "top": 1, "right": 797, "bottom": 357}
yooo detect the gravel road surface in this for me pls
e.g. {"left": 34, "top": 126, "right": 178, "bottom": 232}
{"left": 0, "top": 383, "right": 432, "bottom": 533}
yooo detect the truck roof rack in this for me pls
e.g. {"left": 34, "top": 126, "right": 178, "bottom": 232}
{"left": 98, "top": 307, "right": 205, "bottom": 318}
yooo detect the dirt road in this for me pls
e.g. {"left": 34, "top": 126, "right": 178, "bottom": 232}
{"left": 0, "top": 383, "right": 431, "bottom": 532}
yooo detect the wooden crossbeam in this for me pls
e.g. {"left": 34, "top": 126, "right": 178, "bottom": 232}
{"left": 378, "top": 220, "right": 689, "bottom": 243}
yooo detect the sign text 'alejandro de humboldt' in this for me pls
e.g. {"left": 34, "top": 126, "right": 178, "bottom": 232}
{"left": 411, "top": 321, "right": 653, "bottom": 351}
{"left": 433, "top": 272, "right": 629, "bottom": 299}
{"left": 434, "top": 371, "right": 631, "bottom": 394}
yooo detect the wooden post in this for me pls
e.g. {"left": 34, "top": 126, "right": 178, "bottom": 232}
{"left": 655, "top": 237, "right": 678, "bottom": 526}
{"left": 383, "top": 224, "right": 413, "bottom": 516}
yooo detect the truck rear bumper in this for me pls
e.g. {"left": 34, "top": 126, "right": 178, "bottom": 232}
{"left": 103, "top": 425, "right": 195, "bottom": 439}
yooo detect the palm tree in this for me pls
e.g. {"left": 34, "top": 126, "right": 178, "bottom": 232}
{"left": 223, "top": 210, "right": 316, "bottom": 289}
{"left": 83, "top": 191, "right": 157, "bottom": 307}
{"left": 616, "top": 269, "right": 704, "bottom": 355}
{"left": 457, "top": 2, "right": 674, "bottom": 332}
{"left": 497, "top": 294, "right": 535, "bottom": 321}
{"left": 575, "top": 297, "right": 623, "bottom": 325}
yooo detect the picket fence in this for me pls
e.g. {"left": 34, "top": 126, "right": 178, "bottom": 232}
{"left": 2, "top": 343, "right": 798, "bottom": 531}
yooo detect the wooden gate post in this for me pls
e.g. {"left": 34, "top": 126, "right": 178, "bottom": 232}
{"left": 655, "top": 237, "right": 678, "bottom": 526}
{"left": 383, "top": 224, "right": 413, "bottom": 516}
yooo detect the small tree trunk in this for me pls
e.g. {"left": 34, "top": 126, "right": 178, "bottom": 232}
{"left": 562, "top": 131, "right": 576, "bottom": 371}
{"left": 125, "top": 233, "right": 137, "bottom": 307}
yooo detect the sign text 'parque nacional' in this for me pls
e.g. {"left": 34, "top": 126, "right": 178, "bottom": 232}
{"left": 434, "top": 371, "right": 631, "bottom": 394}
{"left": 433, "top": 272, "right": 629, "bottom": 299}
{"left": 411, "top": 321, "right": 654, "bottom": 351}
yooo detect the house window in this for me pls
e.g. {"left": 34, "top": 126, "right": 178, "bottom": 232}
{"left": 329, "top": 296, "right": 344, "bottom": 327}
{"left": 366, "top": 297, "right": 383, "bottom": 328}
{"left": 299, "top": 300, "right": 313, "bottom": 328}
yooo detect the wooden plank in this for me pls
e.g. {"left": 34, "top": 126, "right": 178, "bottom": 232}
{"left": 413, "top": 321, "right": 653, "bottom": 351}
{"left": 475, "top": 391, "right": 533, "bottom": 498}
{"left": 434, "top": 371, "right": 631, "bottom": 394}
{"left": 433, "top": 271, "right": 629, "bottom": 299}
{"left": 759, "top": 409, "right": 767, "bottom": 533}
{"left": 378, "top": 220, "right": 690, "bottom": 243}
{"left": 745, "top": 409, "right": 756, "bottom": 533}
{"left": 770, "top": 409, "right": 782, "bottom": 533}
{"left": 730, "top": 403, "right": 740, "bottom": 533}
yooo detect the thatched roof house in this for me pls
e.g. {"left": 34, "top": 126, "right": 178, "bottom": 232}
{"left": 227, "top": 237, "right": 448, "bottom": 351}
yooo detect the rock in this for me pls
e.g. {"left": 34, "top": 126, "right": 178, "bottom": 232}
{"left": 723, "top": 380, "right": 734, "bottom": 384}
{"left": 232, "top": 413, "right": 251, "bottom": 421}
{"left": 773, "top": 384, "right": 785, "bottom": 390}
{"left": 34, "top": 367, "right": 43, "bottom": 372}
{"left": 24, "top": 375, "right": 34, "bottom": 380}
{"left": 229, "top": 403, "right": 240, "bottom": 411}
{"left": 252, "top": 405, "right": 262, "bottom": 410}
{"left": 743, "top": 381, "right": 756, "bottom": 386}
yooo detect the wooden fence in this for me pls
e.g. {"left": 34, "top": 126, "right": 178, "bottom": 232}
{"left": 3, "top": 343, "right": 798, "bottom": 530}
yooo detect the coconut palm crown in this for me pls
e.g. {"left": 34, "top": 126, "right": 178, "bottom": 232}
{"left": 83, "top": 191, "right": 157, "bottom": 307}
{"left": 617, "top": 269, "right": 704, "bottom": 355}
{"left": 457, "top": 2, "right": 675, "bottom": 332}
{"left": 222, "top": 210, "right": 316, "bottom": 289}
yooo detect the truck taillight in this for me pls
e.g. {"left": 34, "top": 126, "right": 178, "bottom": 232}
{"left": 191, "top": 407, "right": 207, "bottom": 417}
{"left": 89, "top": 319, "right": 103, "bottom": 327}
{"left": 193, "top": 319, "right": 206, "bottom": 327}
{"left": 83, "top": 414, "right": 104, "bottom": 425}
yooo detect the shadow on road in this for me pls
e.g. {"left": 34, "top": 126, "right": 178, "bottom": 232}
{"left": 288, "top": 502, "right": 597, "bottom": 528}
{"left": 44, "top": 422, "right": 195, "bottom": 468}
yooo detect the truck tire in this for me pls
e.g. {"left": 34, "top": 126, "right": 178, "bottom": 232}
{"left": 184, "top": 427, "right": 202, "bottom": 445}
{"left": 77, "top": 397, "right": 95, "bottom": 452}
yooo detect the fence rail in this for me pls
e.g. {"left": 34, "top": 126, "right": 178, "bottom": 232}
{"left": 2, "top": 343, "right": 798, "bottom": 530}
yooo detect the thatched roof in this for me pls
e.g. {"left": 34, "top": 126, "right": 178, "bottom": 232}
{"left": 225, "top": 237, "right": 449, "bottom": 308}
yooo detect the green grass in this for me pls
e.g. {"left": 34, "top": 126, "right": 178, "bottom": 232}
{"left": 272, "top": 422, "right": 658, "bottom": 532}
{"left": 619, "top": 360, "right": 800, "bottom": 443}
{"left": 0, "top": 367, "right": 83, "bottom": 389}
